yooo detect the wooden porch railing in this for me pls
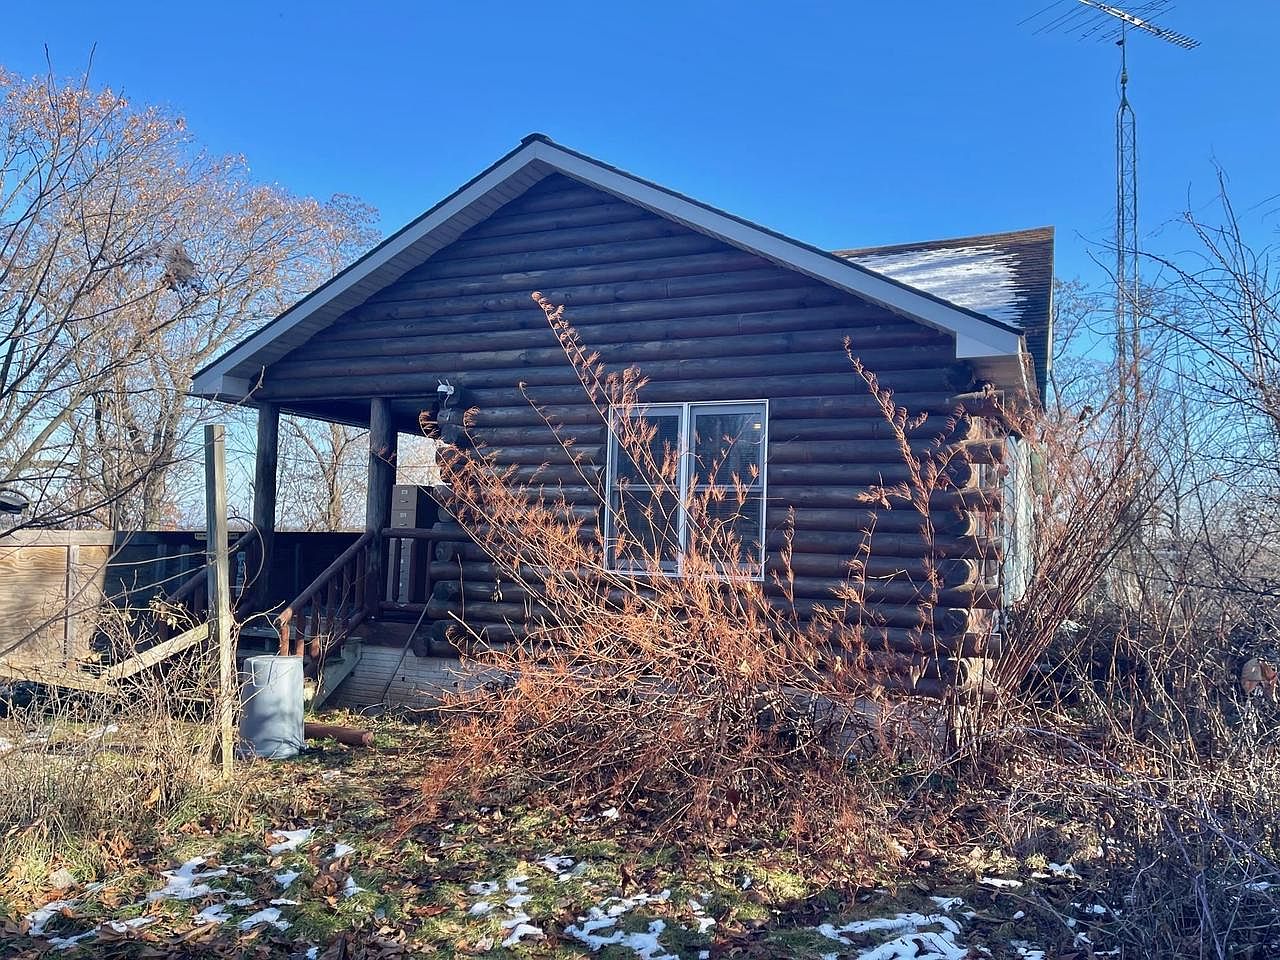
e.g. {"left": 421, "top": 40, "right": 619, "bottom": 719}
{"left": 277, "top": 530, "right": 374, "bottom": 658}
{"left": 156, "top": 529, "right": 259, "bottom": 641}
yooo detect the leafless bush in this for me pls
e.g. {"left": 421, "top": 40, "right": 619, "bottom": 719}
{"left": 0, "top": 606, "right": 225, "bottom": 890}
{"left": 410, "top": 294, "right": 996, "bottom": 860}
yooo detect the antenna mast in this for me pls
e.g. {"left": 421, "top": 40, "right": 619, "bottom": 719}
{"left": 1024, "top": 1, "right": 1199, "bottom": 439}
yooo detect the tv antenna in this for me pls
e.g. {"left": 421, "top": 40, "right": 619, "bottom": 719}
{"left": 1023, "top": 1, "right": 1198, "bottom": 439}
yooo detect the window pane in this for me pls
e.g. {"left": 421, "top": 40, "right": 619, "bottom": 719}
{"left": 687, "top": 492, "right": 764, "bottom": 568}
{"left": 612, "top": 408, "right": 682, "bottom": 486}
{"left": 610, "top": 487, "right": 681, "bottom": 569}
{"left": 690, "top": 406, "right": 764, "bottom": 488}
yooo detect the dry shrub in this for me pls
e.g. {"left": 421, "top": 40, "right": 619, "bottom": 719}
{"left": 415, "top": 294, "right": 986, "bottom": 861}
{"left": 969, "top": 397, "right": 1280, "bottom": 954}
{"left": 0, "top": 604, "right": 225, "bottom": 890}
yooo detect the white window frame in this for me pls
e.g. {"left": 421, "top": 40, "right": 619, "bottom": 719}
{"left": 1000, "top": 436, "right": 1035, "bottom": 606}
{"left": 603, "top": 399, "right": 769, "bottom": 580}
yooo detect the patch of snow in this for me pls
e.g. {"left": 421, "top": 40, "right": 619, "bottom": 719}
{"left": 818, "top": 913, "right": 960, "bottom": 944}
{"left": 148, "top": 857, "right": 227, "bottom": 902}
{"left": 687, "top": 897, "right": 716, "bottom": 934}
{"left": 930, "top": 896, "right": 965, "bottom": 912}
{"left": 342, "top": 875, "right": 366, "bottom": 898}
{"left": 331, "top": 842, "right": 355, "bottom": 859}
{"left": 104, "top": 916, "right": 155, "bottom": 933}
{"left": 978, "top": 877, "right": 1023, "bottom": 889}
{"left": 85, "top": 723, "right": 120, "bottom": 740}
{"left": 194, "top": 904, "right": 229, "bottom": 925}
{"left": 848, "top": 246, "right": 1026, "bottom": 326}
{"left": 269, "top": 898, "right": 300, "bottom": 906}
{"left": 26, "top": 899, "right": 76, "bottom": 936}
{"left": 239, "top": 907, "right": 290, "bottom": 931}
{"left": 505, "top": 893, "right": 532, "bottom": 909}
{"left": 501, "top": 919, "right": 545, "bottom": 948}
{"left": 600, "top": 806, "right": 620, "bottom": 820}
{"left": 319, "top": 770, "right": 343, "bottom": 781}
{"left": 228, "top": 897, "right": 256, "bottom": 907}
{"left": 46, "top": 931, "right": 96, "bottom": 951}
{"left": 1245, "top": 881, "right": 1275, "bottom": 892}
{"left": 1011, "top": 943, "right": 1045, "bottom": 960}
{"left": 468, "top": 880, "right": 499, "bottom": 895}
{"left": 505, "top": 875, "right": 530, "bottom": 894}
{"left": 538, "top": 854, "right": 575, "bottom": 874}
{"left": 266, "top": 828, "right": 313, "bottom": 855}
{"left": 274, "top": 869, "right": 301, "bottom": 889}
{"left": 468, "top": 900, "right": 495, "bottom": 916}
{"left": 306, "top": 948, "right": 319, "bottom": 960}
{"left": 856, "top": 931, "right": 969, "bottom": 960}
{"left": 566, "top": 915, "right": 676, "bottom": 959}
{"left": 739, "top": 874, "right": 753, "bottom": 890}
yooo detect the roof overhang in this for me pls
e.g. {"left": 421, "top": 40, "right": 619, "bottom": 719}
{"left": 192, "top": 135, "right": 1029, "bottom": 403}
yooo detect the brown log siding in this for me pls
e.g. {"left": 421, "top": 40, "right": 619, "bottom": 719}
{"left": 267, "top": 174, "right": 1005, "bottom": 695}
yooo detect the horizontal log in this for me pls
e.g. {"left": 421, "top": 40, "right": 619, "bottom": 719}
{"left": 435, "top": 390, "right": 976, "bottom": 430}
{"left": 329, "top": 301, "right": 933, "bottom": 347}
{"left": 463, "top": 424, "right": 606, "bottom": 447}
{"left": 493, "top": 183, "right": 624, "bottom": 214}
{"left": 768, "top": 438, "right": 1000, "bottom": 466}
{"left": 381, "top": 233, "right": 730, "bottom": 285}
{"left": 471, "top": 443, "right": 605, "bottom": 466}
{"left": 767, "top": 506, "right": 974, "bottom": 537}
{"left": 422, "top": 591, "right": 969, "bottom": 636}
{"left": 456, "top": 199, "right": 651, "bottom": 242}
{"left": 766, "top": 461, "right": 976, "bottom": 487}
{"left": 280, "top": 324, "right": 949, "bottom": 375}
{"left": 431, "top": 565, "right": 994, "bottom": 611}
{"left": 425, "top": 524, "right": 991, "bottom": 581}
{"left": 431, "top": 216, "right": 698, "bottom": 261}
{"left": 769, "top": 484, "right": 996, "bottom": 511}
{"left": 258, "top": 362, "right": 969, "bottom": 403}
{"left": 369, "top": 264, "right": 801, "bottom": 314}
{"left": 457, "top": 369, "right": 972, "bottom": 408}
{"left": 346, "top": 282, "right": 849, "bottom": 330}
{"left": 767, "top": 416, "right": 973, "bottom": 443}
{"left": 266, "top": 346, "right": 959, "bottom": 392}
{"left": 774, "top": 527, "right": 985, "bottom": 559}
{"left": 392, "top": 248, "right": 769, "bottom": 304}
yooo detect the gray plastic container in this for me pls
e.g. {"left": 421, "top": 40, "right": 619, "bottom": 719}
{"left": 239, "top": 655, "right": 305, "bottom": 759}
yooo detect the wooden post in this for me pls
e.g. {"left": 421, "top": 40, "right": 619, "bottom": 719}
{"left": 204, "top": 424, "right": 234, "bottom": 780}
{"left": 251, "top": 403, "right": 280, "bottom": 612}
{"left": 365, "top": 398, "right": 397, "bottom": 617}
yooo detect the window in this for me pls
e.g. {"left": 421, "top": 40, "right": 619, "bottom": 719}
{"left": 604, "top": 401, "right": 767, "bottom": 577}
{"left": 1000, "top": 436, "right": 1035, "bottom": 605}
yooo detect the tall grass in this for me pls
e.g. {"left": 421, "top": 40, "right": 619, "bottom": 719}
{"left": 0, "top": 608, "right": 227, "bottom": 892}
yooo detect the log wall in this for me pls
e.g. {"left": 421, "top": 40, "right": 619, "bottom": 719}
{"left": 267, "top": 174, "right": 1008, "bottom": 696}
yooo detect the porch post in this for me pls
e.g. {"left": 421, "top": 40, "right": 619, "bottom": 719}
{"left": 251, "top": 402, "right": 280, "bottom": 611}
{"left": 365, "top": 398, "right": 397, "bottom": 615}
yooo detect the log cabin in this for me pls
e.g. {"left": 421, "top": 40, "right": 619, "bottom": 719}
{"left": 182, "top": 134, "right": 1050, "bottom": 705}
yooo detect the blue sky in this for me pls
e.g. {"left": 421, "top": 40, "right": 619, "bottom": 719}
{"left": 3, "top": 1, "right": 1276, "bottom": 289}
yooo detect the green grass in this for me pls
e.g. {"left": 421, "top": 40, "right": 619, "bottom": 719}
{"left": 0, "top": 712, "right": 1095, "bottom": 959}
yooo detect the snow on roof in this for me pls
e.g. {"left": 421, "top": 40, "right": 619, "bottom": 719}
{"left": 837, "top": 227, "right": 1054, "bottom": 396}
{"left": 844, "top": 244, "right": 1026, "bottom": 326}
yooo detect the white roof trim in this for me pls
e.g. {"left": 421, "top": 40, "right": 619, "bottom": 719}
{"left": 192, "top": 137, "right": 1025, "bottom": 401}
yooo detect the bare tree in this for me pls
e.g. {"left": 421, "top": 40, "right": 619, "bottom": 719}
{"left": 0, "top": 64, "right": 376, "bottom": 534}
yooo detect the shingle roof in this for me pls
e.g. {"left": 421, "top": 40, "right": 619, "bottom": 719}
{"left": 836, "top": 227, "right": 1054, "bottom": 397}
